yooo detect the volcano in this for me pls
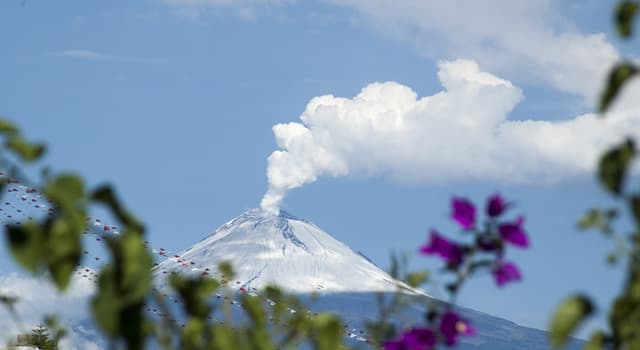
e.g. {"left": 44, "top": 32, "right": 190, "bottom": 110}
{"left": 154, "top": 209, "right": 419, "bottom": 294}
{"left": 152, "top": 209, "right": 584, "bottom": 350}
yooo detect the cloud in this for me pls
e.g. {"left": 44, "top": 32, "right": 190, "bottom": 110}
{"left": 325, "top": 0, "right": 619, "bottom": 102}
{"left": 157, "top": 0, "right": 620, "bottom": 101}
{"left": 260, "top": 59, "right": 640, "bottom": 213}
{"left": 50, "top": 50, "right": 168, "bottom": 64}
{"left": 0, "top": 272, "right": 99, "bottom": 349}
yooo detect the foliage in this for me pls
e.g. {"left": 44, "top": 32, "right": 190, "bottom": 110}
{"left": 547, "top": 1, "right": 640, "bottom": 349}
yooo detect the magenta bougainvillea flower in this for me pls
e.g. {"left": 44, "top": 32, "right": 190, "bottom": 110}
{"left": 383, "top": 327, "right": 436, "bottom": 350}
{"left": 498, "top": 216, "right": 529, "bottom": 248}
{"left": 439, "top": 311, "right": 475, "bottom": 346}
{"left": 451, "top": 197, "right": 476, "bottom": 229}
{"left": 493, "top": 260, "right": 521, "bottom": 287}
{"left": 486, "top": 193, "right": 509, "bottom": 218}
{"left": 419, "top": 230, "right": 464, "bottom": 266}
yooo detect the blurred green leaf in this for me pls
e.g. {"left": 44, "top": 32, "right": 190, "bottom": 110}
{"left": 6, "top": 222, "right": 44, "bottom": 273}
{"left": 610, "top": 291, "right": 640, "bottom": 348}
{"left": 92, "top": 231, "right": 152, "bottom": 348}
{"left": 599, "top": 62, "right": 638, "bottom": 112}
{"left": 211, "top": 324, "right": 238, "bottom": 350}
{"left": 91, "top": 266, "right": 120, "bottom": 335}
{"left": 182, "top": 319, "right": 206, "bottom": 350}
{"left": 46, "top": 217, "right": 83, "bottom": 289}
{"left": 598, "top": 139, "right": 635, "bottom": 195}
{"left": 218, "top": 261, "right": 234, "bottom": 280}
{"left": 6, "top": 136, "right": 45, "bottom": 162}
{"left": 549, "top": 295, "right": 594, "bottom": 348}
{"left": 311, "top": 313, "right": 343, "bottom": 350}
{"left": 584, "top": 330, "right": 606, "bottom": 350}
{"left": 169, "top": 274, "right": 218, "bottom": 319}
{"left": 617, "top": 1, "right": 639, "bottom": 38}
{"left": 406, "top": 271, "right": 428, "bottom": 288}
{"left": 92, "top": 185, "right": 144, "bottom": 233}
{"left": 0, "top": 118, "right": 18, "bottom": 133}
{"left": 578, "top": 208, "right": 618, "bottom": 235}
{"left": 630, "top": 196, "right": 640, "bottom": 230}
{"left": 44, "top": 173, "right": 85, "bottom": 210}
{"left": 243, "top": 295, "right": 267, "bottom": 328}
{"left": 6, "top": 216, "right": 83, "bottom": 290}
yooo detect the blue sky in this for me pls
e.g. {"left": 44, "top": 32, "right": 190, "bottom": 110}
{"left": 1, "top": 0, "right": 639, "bottom": 341}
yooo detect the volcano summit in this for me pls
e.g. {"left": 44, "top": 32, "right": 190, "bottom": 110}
{"left": 154, "top": 209, "right": 417, "bottom": 294}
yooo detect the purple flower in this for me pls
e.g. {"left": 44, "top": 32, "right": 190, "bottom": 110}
{"left": 419, "top": 230, "right": 464, "bottom": 266}
{"left": 451, "top": 197, "right": 476, "bottom": 229}
{"left": 498, "top": 216, "right": 529, "bottom": 248}
{"left": 383, "top": 340, "right": 410, "bottom": 350}
{"left": 383, "top": 327, "right": 436, "bottom": 350}
{"left": 439, "top": 311, "right": 475, "bottom": 346}
{"left": 493, "top": 260, "right": 521, "bottom": 287}
{"left": 486, "top": 193, "right": 509, "bottom": 218}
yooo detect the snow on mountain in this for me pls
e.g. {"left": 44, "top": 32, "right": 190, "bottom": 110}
{"left": 152, "top": 209, "right": 584, "bottom": 349}
{"left": 154, "top": 209, "right": 420, "bottom": 294}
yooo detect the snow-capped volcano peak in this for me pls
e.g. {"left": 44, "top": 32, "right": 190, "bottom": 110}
{"left": 154, "top": 209, "right": 419, "bottom": 294}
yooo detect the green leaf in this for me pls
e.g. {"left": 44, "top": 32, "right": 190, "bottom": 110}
{"left": 6, "top": 136, "right": 46, "bottom": 162}
{"left": 311, "top": 313, "right": 343, "bottom": 350}
{"left": 111, "top": 231, "right": 152, "bottom": 303}
{"left": 599, "top": 62, "right": 638, "bottom": 112}
{"left": 6, "top": 223, "right": 45, "bottom": 273}
{"left": 598, "top": 139, "right": 635, "bottom": 195}
{"left": 577, "top": 208, "right": 618, "bottom": 235}
{"left": 616, "top": 1, "right": 639, "bottom": 38}
{"left": 549, "top": 295, "right": 594, "bottom": 348}
{"left": 211, "top": 324, "right": 238, "bottom": 350}
{"left": 46, "top": 217, "right": 83, "bottom": 289}
{"left": 92, "top": 185, "right": 144, "bottom": 233}
{"left": 610, "top": 292, "right": 640, "bottom": 348}
{"left": 6, "top": 217, "right": 83, "bottom": 290}
{"left": 169, "top": 274, "right": 218, "bottom": 319}
{"left": 218, "top": 261, "right": 234, "bottom": 280}
{"left": 406, "top": 271, "right": 428, "bottom": 288}
{"left": 92, "top": 232, "right": 152, "bottom": 348}
{"left": 0, "top": 119, "right": 18, "bottom": 134}
{"left": 630, "top": 196, "right": 640, "bottom": 230}
{"left": 44, "top": 173, "right": 85, "bottom": 210}
{"left": 583, "top": 330, "right": 605, "bottom": 350}
{"left": 91, "top": 266, "right": 120, "bottom": 335}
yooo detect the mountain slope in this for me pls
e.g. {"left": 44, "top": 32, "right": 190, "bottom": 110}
{"left": 154, "top": 209, "right": 418, "bottom": 294}
{"left": 153, "top": 209, "right": 582, "bottom": 349}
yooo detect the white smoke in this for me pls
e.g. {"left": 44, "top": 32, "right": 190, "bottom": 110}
{"left": 260, "top": 59, "right": 640, "bottom": 213}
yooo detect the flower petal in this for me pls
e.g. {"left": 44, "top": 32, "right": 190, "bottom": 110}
{"left": 498, "top": 216, "right": 529, "bottom": 248}
{"left": 451, "top": 197, "right": 476, "bottom": 229}
{"left": 493, "top": 261, "right": 522, "bottom": 286}
{"left": 419, "top": 230, "right": 464, "bottom": 265}
{"left": 486, "top": 193, "right": 509, "bottom": 217}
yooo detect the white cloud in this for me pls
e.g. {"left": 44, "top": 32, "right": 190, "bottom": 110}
{"left": 0, "top": 272, "right": 98, "bottom": 349}
{"left": 260, "top": 59, "right": 640, "bottom": 213}
{"left": 158, "top": 0, "right": 620, "bottom": 101}
{"left": 325, "top": 0, "right": 619, "bottom": 102}
{"left": 51, "top": 50, "right": 168, "bottom": 64}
